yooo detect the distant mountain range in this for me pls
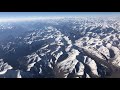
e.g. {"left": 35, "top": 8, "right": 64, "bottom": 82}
{"left": 0, "top": 16, "right": 120, "bottom": 78}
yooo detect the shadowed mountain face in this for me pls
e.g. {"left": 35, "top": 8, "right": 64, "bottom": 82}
{"left": 0, "top": 17, "right": 120, "bottom": 78}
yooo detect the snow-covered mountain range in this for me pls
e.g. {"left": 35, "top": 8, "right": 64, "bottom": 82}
{"left": 0, "top": 16, "right": 120, "bottom": 78}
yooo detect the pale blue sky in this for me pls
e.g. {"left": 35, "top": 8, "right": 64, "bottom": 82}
{"left": 0, "top": 12, "right": 119, "bottom": 18}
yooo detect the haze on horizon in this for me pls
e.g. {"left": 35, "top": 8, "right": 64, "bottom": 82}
{"left": 0, "top": 12, "right": 120, "bottom": 22}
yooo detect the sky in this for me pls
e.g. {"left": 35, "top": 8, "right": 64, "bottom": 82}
{"left": 0, "top": 12, "right": 120, "bottom": 19}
